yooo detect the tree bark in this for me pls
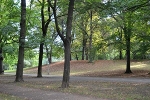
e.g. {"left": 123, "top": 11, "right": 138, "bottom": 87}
{"left": 37, "top": 43, "right": 44, "bottom": 77}
{"left": 78, "top": 16, "right": 88, "bottom": 60}
{"left": 62, "top": 40, "right": 71, "bottom": 88}
{"left": 124, "top": 27, "right": 132, "bottom": 74}
{"left": 61, "top": 0, "right": 75, "bottom": 88}
{"left": 119, "top": 50, "right": 123, "bottom": 60}
{"left": 125, "top": 35, "right": 132, "bottom": 73}
{"left": 49, "top": 48, "right": 52, "bottom": 63}
{"left": 82, "top": 34, "right": 87, "bottom": 60}
{"left": 45, "top": 44, "right": 52, "bottom": 64}
{"left": 0, "top": 48, "right": 4, "bottom": 74}
{"left": 119, "top": 29, "right": 123, "bottom": 60}
{"left": 89, "top": 11, "right": 93, "bottom": 62}
{"left": 15, "top": 0, "right": 26, "bottom": 82}
{"left": 37, "top": 0, "right": 51, "bottom": 77}
{"left": 85, "top": 47, "right": 88, "bottom": 60}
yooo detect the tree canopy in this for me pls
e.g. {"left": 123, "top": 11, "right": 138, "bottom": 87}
{"left": 1, "top": 0, "right": 150, "bottom": 87}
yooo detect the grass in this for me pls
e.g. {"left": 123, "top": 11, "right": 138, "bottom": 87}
{"left": 4, "top": 70, "right": 16, "bottom": 73}
{"left": 6, "top": 78, "right": 150, "bottom": 100}
{"left": 0, "top": 93, "right": 23, "bottom": 100}
{"left": 1, "top": 60, "right": 150, "bottom": 100}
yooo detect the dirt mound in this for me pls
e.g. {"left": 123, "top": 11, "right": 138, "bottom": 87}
{"left": 24, "top": 60, "right": 150, "bottom": 78}
{"left": 80, "top": 70, "right": 150, "bottom": 78}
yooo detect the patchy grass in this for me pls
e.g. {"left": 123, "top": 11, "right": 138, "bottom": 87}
{"left": 2, "top": 60, "right": 150, "bottom": 100}
{"left": 0, "top": 93, "right": 23, "bottom": 100}
{"left": 1, "top": 75, "right": 150, "bottom": 100}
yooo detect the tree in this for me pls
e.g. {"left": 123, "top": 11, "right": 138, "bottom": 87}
{"left": 88, "top": 10, "right": 93, "bottom": 62}
{"left": 0, "top": 48, "right": 3, "bottom": 74}
{"left": 123, "top": 12, "right": 132, "bottom": 73}
{"left": 61, "top": 0, "right": 75, "bottom": 88}
{"left": 0, "top": 0, "right": 3, "bottom": 73}
{"left": 122, "top": 1, "right": 149, "bottom": 73}
{"left": 74, "top": 14, "right": 89, "bottom": 60}
{"left": 15, "top": 0, "right": 26, "bottom": 82}
{"left": 37, "top": 0, "right": 51, "bottom": 77}
{"left": 45, "top": 27, "right": 58, "bottom": 64}
{"left": 73, "top": 1, "right": 106, "bottom": 61}
{"left": 106, "top": 0, "right": 149, "bottom": 73}
{"left": 0, "top": 0, "right": 19, "bottom": 74}
{"left": 50, "top": 0, "right": 75, "bottom": 88}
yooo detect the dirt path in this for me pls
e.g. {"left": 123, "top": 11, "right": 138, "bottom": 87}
{"left": 1, "top": 73, "right": 150, "bottom": 83}
{"left": 70, "top": 76, "right": 150, "bottom": 83}
{"left": 1, "top": 73, "right": 150, "bottom": 100}
{"left": 3, "top": 73, "right": 150, "bottom": 83}
{"left": 0, "top": 83, "right": 104, "bottom": 100}
{"left": 0, "top": 74, "right": 108, "bottom": 100}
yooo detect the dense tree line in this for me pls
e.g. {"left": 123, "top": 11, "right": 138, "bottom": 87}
{"left": 0, "top": 0, "right": 150, "bottom": 87}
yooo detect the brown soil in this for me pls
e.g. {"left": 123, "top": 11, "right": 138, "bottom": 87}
{"left": 24, "top": 60, "right": 150, "bottom": 78}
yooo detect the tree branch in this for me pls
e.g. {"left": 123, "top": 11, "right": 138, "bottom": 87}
{"left": 51, "top": 0, "right": 65, "bottom": 42}
{"left": 126, "top": 1, "right": 149, "bottom": 12}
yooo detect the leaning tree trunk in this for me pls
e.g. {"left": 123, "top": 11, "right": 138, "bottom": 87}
{"left": 61, "top": 0, "right": 75, "bottom": 88}
{"left": 15, "top": 0, "right": 26, "bottom": 82}
{"left": 0, "top": 48, "right": 3, "bottom": 74}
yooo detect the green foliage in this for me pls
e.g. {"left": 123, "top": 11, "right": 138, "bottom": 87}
{"left": 1, "top": 0, "right": 150, "bottom": 69}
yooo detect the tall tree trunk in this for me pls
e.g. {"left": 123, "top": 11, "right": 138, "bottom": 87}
{"left": 62, "top": 40, "right": 71, "bottom": 88}
{"left": 51, "top": 0, "right": 74, "bottom": 88}
{"left": 79, "top": 16, "right": 88, "bottom": 60}
{"left": 89, "top": 11, "right": 93, "bottom": 62}
{"left": 61, "top": 0, "right": 75, "bottom": 88}
{"left": 76, "top": 53, "right": 78, "bottom": 60}
{"left": 125, "top": 34, "right": 132, "bottom": 73}
{"left": 37, "top": 0, "right": 51, "bottom": 77}
{"left": 119, "top": 50, "right": 123, "bottom": 60}
{"left": 0, "top": 48, "right": 3, "bottom": 74}
{"left": 124, "top": 27, "right": 132, "bottom": 74}
{"left": 0, "top": 2, "right": 3, "bottom": 75}
{"left": 37, "top": 43, "right": 44, "bottom": 77}
{"left": 82, "top": 40, "right": 85, "bottom": 60}
{"left": 15, "top": 0, "right": 26, "bottom": 82}
{"left": 85, "top": 47, "right": 88, "bottom": 60}
{"left": 82, "top": 34, "right": 87, "bottom": 60}
{"left": 37, "top": 0, "right": 45, "bottom": 78}
{"left": 119, "top": 28, "right": 123, "bottom": 60}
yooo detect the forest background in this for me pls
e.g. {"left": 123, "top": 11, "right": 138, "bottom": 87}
{"left": 0, "top": 0, "right": 150, "bottom": 87}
